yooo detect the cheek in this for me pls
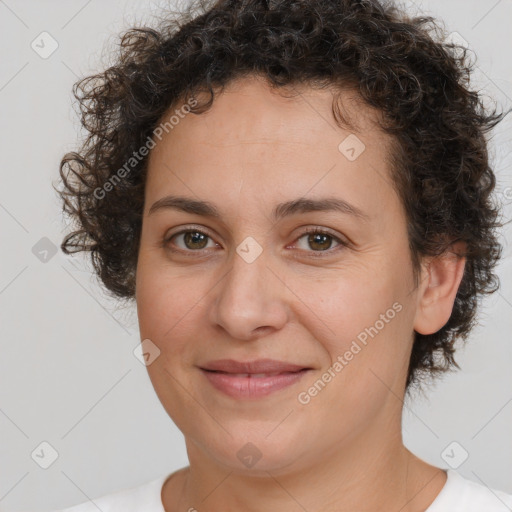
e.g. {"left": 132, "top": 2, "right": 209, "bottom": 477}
{"left": 293, "top": 266, "right": 399, "bottom": 341}
{"left": 135, "top": 268, "right": 210, "bottom": 431}
{"left": 291, "top": 262, "right": 413, "bottom": 382}
{"left": 135, "top": 257, "right": 207, "bottom": 358}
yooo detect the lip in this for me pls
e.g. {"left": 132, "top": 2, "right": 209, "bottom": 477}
{"left": 200, "top": 358, "right": 309, "bottom": 374}
{"left": 199, "top": 359, "right": 312, "bottom": 399}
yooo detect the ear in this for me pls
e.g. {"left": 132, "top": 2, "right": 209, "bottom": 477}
{"left": 413, "top": 241, "right": 467, "bottom": 335}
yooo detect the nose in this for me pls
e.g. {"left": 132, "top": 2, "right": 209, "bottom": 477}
{"left": 208, "top": 246, "right": 289, "bottom": 341}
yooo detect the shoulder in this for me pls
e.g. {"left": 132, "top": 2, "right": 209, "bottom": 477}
{"left": 54, "top": 473, "right": 169, "bottom": 512}
{"left": 428, "top": 469, "right": 512, "bottom": 512}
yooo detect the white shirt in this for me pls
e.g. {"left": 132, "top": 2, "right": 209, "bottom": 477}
{"left": 57, "top": 468, "right": 512, "bottom": 511}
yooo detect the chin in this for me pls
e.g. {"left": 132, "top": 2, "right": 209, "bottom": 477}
{"left": 190, "top": 426, "right": 308, "bottom": 475}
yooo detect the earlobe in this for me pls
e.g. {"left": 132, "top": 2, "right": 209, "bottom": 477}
{"left": 413, "top": 242, "right": 467, "bottom": 335}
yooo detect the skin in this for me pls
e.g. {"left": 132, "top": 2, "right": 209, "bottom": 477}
{"left": 135, "top": 74, "right": 466, "bottom": 512}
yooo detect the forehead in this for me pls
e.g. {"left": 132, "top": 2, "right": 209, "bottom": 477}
{"left": 158, "top": 75, "right": 387, "bottom": 146}
{"left": 144, "top": 76, "right": 399, "bottom": 220}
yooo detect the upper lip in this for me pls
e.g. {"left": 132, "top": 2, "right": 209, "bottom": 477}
{"left": 200, "top": 359, "right": 310, "bottom": 374}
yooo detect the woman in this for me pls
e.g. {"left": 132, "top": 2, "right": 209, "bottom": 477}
{"left": 55, "top": 0, "right": 512, "bottom": 510}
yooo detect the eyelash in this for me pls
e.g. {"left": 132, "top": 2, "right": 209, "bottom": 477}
{"left": 162, "top": 225, "right": 348, "bottom": 258}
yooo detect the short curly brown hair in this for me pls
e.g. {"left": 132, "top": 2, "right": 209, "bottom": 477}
{"left": 56, "top": 0, "right": 509, "bottom": 391}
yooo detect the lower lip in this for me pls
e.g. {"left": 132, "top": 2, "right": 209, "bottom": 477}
{"left": 200, "top": 369, "right": 310, "bottom": 399}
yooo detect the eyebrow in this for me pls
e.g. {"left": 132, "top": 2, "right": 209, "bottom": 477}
{"left": 148, "top": 195, "right": 370, "bottom": 222}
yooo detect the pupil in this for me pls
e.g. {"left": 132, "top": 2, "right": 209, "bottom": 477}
{"left": 185, "top": 231, "right": 207, "bottom": 249}
{"left": 309, "top": 233, "right": 331, "bottom": 251}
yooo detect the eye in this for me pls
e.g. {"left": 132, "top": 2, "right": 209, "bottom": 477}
{"left": 164, "top": 228, "right": 218, "bottom": 253}
{"left": 292, "top": 228, "right": 347, "bottom": 255}
{"left": 162, "top": 226, "right": 348, "bottom": 257}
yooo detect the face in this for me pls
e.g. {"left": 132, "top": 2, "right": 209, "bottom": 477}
{"left": 136, "top": 75, "right": 423, "bottom": 475}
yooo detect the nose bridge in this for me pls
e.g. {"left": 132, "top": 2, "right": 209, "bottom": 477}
{"left": 210, "top": 238, "right": 288, "bottom": 340}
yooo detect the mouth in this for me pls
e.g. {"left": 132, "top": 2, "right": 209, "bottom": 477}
{"left": 198, "top": 359, "right": 312, "bottom": 399}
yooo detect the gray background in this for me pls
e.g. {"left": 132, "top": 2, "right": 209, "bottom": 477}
{"left": 0, "top": 0, "right": 511, "bottom": 510}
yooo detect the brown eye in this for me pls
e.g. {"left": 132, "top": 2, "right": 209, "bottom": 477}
{"left": 305, "top": 232, "right": 335, "bottom": 251}
{"left": 182, "top": 231, "right": 209, "bottom": 250}
{"left": 294, "top": 228, "right": 347, "bottom": 255}
{"left": 166, "top": 229, "right": 216, "bottom": 251}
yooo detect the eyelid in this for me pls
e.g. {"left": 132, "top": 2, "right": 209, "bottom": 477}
{"left": 165, "top": 224, "right": 216, "bottom": 239}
